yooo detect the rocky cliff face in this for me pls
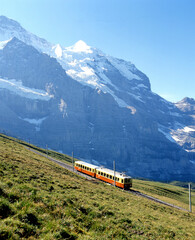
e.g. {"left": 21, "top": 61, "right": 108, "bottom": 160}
{"left": 0, "top": 16, "right": 194, "bottom": 182}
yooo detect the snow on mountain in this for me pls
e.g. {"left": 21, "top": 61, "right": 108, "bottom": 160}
{"left": 0, "top": 16, "right": 194, "bottom": 149}
{"left": 0, "top": 16, "right": 52, "bottom": 53}
{"left": 20, "top": 117, "right": 47, "bottom": 131}
{"left": 0, "top": 16, "right": 148, "bottom": 107}
{"left": 66, "top": 40, "right": 93, "bottom": 53}
{"left": 158, "top": 122, "right": 195, "bottom": 152}
{"left": 0, "top": 78, "right": 53, "bottom": 100}
{"left": 0, "top": 38, "right": 12, "bottom": 49}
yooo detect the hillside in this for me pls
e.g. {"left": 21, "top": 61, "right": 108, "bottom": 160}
{"left": 0, "top": 134, "right": 195, "bottom": 239}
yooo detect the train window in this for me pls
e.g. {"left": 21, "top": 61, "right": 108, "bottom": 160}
{"left": 104, "top": 173, "right": 106, "bottom": 177}
{"left": 121, "top": 179, "right": 124, "bottom": 183}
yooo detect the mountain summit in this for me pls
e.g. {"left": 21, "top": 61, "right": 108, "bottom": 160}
{"left": 0, "top": 16, "right": 194, "bottom": 182}
{"left": 67, "top": 40, "right": 93, "bottom": 53}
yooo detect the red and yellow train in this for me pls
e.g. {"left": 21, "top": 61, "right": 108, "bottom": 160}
{"left": 74, "top": 161, "right": 132, "bottom": 190}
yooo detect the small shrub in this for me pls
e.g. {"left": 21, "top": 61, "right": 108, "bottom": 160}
{"left": 7, "top": 181, "right": 13, "bottom": 187}
{"left": 119, "top": 218, "right": 132, "bottom": 224}
{"left": 0, "top": 200, "right": 13, "bottom": 219}
{"left": 67, "top": 198, "right": 73, "bottom": 204}
{"left": 49, "top": 186, "right": 54, "bottom": 192}
{"left": 15, "top": 222, "right": 37, "bottom": 238}
{"left": 8, "top": 193, "right": 19, "bottom": 203}
{"left": 79, "top": 206, "right": 89, "bottom": 215}
{"left": 0, "top": 230, "right": 10, "bottom": 240}
{"left": 93, "top": 202, "right": 99, "bottom": 207}
{"left": 102, "top": 209, "right": 114, "bottom": 217}
{"left": 55, "top": 228, "right": 76, "bottom": 240}
{"left": 20, "top": 213, "right": 40, "bottom": 226}
{"left": 63, "top": 200, "right": 68, "bottom": 206}
{"left": 0, "top": 187, "right": 5, "bottom": 196}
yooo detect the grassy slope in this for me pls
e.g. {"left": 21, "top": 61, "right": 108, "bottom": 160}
{"left": 0, "top": 134, "right": 195, "bottom": 239}
{"left": 2, "top": 134, "right": 194, "bottom": 211}
{"left": 132, "top": 179, "right": 195, "bottom": 211}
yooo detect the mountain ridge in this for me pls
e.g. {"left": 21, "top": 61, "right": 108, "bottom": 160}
{"left": 0, "top": 16, "right": 194, "bottom": 181}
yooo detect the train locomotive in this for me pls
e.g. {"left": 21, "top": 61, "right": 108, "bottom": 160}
{"left": 74, "top": 161, "right": 132, "bottom": 190}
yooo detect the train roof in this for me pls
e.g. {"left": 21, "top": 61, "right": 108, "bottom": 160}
{"left": 96, "top": 166, "right": 131, "bottom": 179}
{"left": 75, "top": 160, "right": 99, "bottom": 169}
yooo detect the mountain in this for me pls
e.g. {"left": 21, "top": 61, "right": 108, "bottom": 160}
{"left": 0, "top": 16, "right": 194, "bottom": 182}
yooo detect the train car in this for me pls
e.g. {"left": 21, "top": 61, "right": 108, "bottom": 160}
{"left": 74, "top": 161, "right": 132, "bottom": 190}
{"left": 96, "top": 167, "right": 132, "bottom": 190}
{"left": 74, "top": 161, "right": 98, "bottom": 177}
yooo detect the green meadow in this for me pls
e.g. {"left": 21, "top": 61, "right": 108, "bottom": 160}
{"left": 0, "top": 134, "right": 195, "bottom": 239}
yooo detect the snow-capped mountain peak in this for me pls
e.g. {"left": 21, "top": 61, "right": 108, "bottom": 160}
{"left": 0, "top": 16, "right": 151, "bottom": 108}
{"left": 66, "top": 40, "right": 93, "bottom": 54}
{"left": 0, "top": 15, "right": 52, "bottom": 53}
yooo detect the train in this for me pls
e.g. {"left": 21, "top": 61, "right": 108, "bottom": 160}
{"left": 74, "top": 161, "right": 132, "bottom": 190}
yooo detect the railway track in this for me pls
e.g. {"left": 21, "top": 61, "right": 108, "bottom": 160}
{"left": 27, "top": 147, "right": 188, "bottom": 212}
{"left": 128, "top": 189, "right": 187, "bottom": 211}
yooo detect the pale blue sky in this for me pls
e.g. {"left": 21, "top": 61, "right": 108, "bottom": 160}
{"left": 1, "top": 0, "right": 195, "bottom": 102}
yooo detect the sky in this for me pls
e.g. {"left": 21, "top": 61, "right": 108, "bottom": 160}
{"left": 0, "top": 0, "right": 195, "bottom": 102}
